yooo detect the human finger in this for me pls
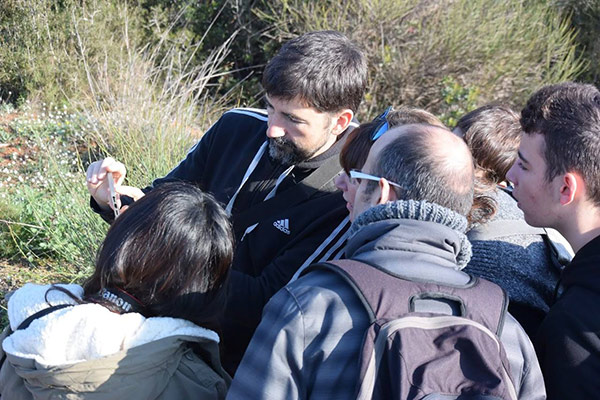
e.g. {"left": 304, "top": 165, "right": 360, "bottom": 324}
{"left": 116, "top": 185, "right": 145, "bottom": 201}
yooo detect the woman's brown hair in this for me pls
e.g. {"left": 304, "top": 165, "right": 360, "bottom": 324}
{"left": 340, "top": 106, "right": 444, "bottom": 172}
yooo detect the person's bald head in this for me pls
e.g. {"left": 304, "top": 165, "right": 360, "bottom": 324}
{"left": 362, "top": 124, "right": 475, "bottom": 216}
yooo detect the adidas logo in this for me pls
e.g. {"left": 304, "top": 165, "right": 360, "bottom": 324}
{"left": 273, "top": 219, "right": 291, "bottom": 235}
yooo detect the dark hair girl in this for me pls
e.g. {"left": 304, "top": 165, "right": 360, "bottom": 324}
{"left": 0, "top": 182, "right": 234, "bottom": 399}
{"left": 456, "top": 105, "right": 561, "bottom": 339}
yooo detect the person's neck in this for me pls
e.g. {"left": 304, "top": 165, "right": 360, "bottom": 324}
{"left": 558, "top": 206, "right": 600, "bottom": 253}
{"left": 309, "top": 134, "right": 338, "bottom": 160}
{"left": 564, "top": 227, "right": 600, "bottom": 254}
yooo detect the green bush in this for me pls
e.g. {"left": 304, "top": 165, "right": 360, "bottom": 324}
{"left": 0, "top": 0, "right": 259, "bottom": 107}
{"left": 255, "top": 0, "right": 585, "bottom": 120}
{"left": 0, "top": 0, "right": 146, "bottom": 105}
{"left": 554, "top": 0, "right": 600, "bottom": 86}
{"left": 0, "top": 0, "right": 239, "bottom": 278}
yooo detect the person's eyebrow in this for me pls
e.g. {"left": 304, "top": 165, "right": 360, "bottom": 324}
{"left": 265, "top": 96, "right": 307, "bottom": 123}
{"left": 517, "top": 150, "right": 530, "bottom": 165}
{"left": 283, "top": 111, "right": 307, "bottom": 123}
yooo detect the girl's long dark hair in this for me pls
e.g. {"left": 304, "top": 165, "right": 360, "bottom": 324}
{"left": 82, "top": 182, "right": 234, "bottom": 332}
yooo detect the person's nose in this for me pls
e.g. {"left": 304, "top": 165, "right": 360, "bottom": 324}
{"left": 506, "top": 162, "right": 518, "bottom": 186}
{"left": 266, "top": 115, "right": 285, "bottom": 138}
{"left": 334, "top": 172, "right": 349, "bottom": 192}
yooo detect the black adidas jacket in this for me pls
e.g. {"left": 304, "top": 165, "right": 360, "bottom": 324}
{"left": 92, "top": 108, "right": 352, "bottom": 372}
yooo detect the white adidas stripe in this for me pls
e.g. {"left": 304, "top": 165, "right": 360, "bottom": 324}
{"left": 289, "top": 215, "right": 351, "bottom": 282}
{"left": 155, "top": 108, "right": 269, "bottom": 185}
{"left": 331, "top": 245, "right": 346, "bottom": 260}
{"left": 226, "top": 108, "right": 269, "bottom": 121}
{"left": 186, "top": 106, "right": 268, "bottom": 157}
{"left": 316, "top": 227, "right": 349, "bottom": 263}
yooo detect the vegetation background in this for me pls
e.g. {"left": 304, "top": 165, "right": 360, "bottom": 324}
{"left": 0, "top": 0, "right": 598, "bottom": 324}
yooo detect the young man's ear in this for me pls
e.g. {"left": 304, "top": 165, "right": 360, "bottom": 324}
{"left": 559, "top": 172, "right": 581, "bottom": 205}
{"left": 376, "top": 178, "right": 398, "bottom": 205}
{"left": 331, "top": 109, "right": 354, "bottom": 136}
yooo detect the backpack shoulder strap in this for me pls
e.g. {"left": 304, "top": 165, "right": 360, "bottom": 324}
{"left": 467, "top": 219, "right": 545, "bottom": 241}
{"left": 542, "top": 227, "right": 574, "bottom": 269}
{"left": 303, "top": 260, "right": 378, "bottom": 323}
{"left": 304, "top": 259, "right": 508, "bottom": 335}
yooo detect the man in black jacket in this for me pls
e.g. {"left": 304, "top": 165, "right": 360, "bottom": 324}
{"left": 85, "top": 30, "right": 367, "bottom": 372}
{"left": 506, "top": 82, "right": 600, "bottom": 399}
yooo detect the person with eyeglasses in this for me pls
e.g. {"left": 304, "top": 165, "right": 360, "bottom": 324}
{"left": 333, "top": 106, "right": 444, "bottom": 221}
{"left": 84, "top": 31, "right": 367, "bottom": 374}
{"left": 228, "top": 123, "right": 545, "bottom": 400}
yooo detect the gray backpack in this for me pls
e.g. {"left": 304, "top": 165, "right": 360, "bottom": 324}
{"left": 308, "top": 259, "right": 518, "bottom": 400}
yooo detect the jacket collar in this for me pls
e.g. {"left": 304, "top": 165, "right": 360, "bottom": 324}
{"left": 562, "top": 233, "right": 600, "bottom": 294}
{"left": 346, "top": 200, "right": 472, "bottom": 278}
{"left": 294, "top": 121, "right": 355, "bottom": 170}
{"left": 5, "top": 283, "right": 219, "bottom": 366}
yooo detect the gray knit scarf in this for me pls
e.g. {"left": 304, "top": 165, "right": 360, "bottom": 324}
{"left": 349, "top": 199, "right": 472, "bottom": 269}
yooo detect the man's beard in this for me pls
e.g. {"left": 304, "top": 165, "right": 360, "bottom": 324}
{"left": 268, "top": 135, "right": 330, "bottom": 167}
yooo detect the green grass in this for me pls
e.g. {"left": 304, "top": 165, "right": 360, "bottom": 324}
{"left": 0, "top": 106, "right": 107, "bottom": 328}
{"left": 0, "top": 104, "right": 106, "bottom": 271}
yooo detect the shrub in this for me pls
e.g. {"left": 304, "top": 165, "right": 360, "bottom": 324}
{"left": 0, "top": 0, "right": 239, "bottom": 276}
{"left": 0, "top": 0, "right": 146, "bottom": 105}
{"left": 255, "top": 0, "right": 585, "bottom": 121}
{"left": 554, "top": 0, "right": 600, "bottom": 86}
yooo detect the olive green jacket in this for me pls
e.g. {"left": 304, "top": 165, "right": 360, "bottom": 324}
{"left": 0, "top": 330, "right": 230, "bottom": 400}
{"left": 0, "top": 283, "right": 230, "bottom": 399}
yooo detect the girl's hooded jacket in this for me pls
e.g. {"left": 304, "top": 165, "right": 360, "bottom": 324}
{"left": 0, "top": 284, "right": 230, "bottom": 400}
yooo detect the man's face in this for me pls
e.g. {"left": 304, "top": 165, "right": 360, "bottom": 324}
{"left": 265, "top": 95, "right": 338, "bottom": 166}
{"left": 506, "top": 133, "right": 562, "bottom": 227}
{"left": 334, "top": 171, "right": 359, "bottom": 220}
{"left": 350, "top": 134, "right": 392, "bottom": 221}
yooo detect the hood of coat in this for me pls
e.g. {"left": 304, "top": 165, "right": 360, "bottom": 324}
{"left": 3, "top": 333, "right": 221, "bottom": 399}
{"left": 345, "top": 200, "right": 473, "bottom": 286}
{"left": 2, "top": 283, "right": 220, "bottom": 397}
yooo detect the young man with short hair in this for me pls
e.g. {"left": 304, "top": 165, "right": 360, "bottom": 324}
{"left": 506, "top": 81, "right": 600, "bottom": 399}
{"left": 85, "top": 30, "right": 367, "bottom": 372}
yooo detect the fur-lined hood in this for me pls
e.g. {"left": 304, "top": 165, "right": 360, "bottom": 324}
{"left": 0, "top": 283, "right": 229, "bottom": 399}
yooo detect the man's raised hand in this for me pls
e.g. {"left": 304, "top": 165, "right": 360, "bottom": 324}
{"left": 86, "top": 157, "right": 127, "bottom": 210}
